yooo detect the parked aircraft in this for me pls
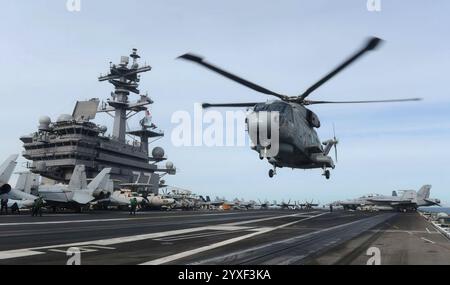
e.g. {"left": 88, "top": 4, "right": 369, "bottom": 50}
{"left": 8, "top": 172, "right": 40, "bottom": 210}
{"left": 39, "top": 165, "right": 111, "bottom": 211}
{"left": 337, "top": 185, "right": 440, "bottom": 211}
{"left": 0, "top": 155, "right": 40, "bottom": 210}
{"left": 0, "top": 154, "right": 18, "bottom": 196}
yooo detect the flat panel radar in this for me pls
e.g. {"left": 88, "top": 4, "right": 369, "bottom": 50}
{"left": 72, "top": 100, "right": 100, "bottom": 121}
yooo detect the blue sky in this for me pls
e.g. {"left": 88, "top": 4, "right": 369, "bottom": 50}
{"left": 0, "top": 0, "right": 449, "bottom": 205}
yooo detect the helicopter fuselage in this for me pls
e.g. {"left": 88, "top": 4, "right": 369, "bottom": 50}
{"left": 248, "top": 101, "right": 335, "bottom": 171}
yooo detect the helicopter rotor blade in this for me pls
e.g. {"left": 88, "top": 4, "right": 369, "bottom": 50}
{"left": 334, "top": 143, "right": 338, "bottom": 163}
{"left": 202, "top": 102, "right": 260, "bottom": 108}
{"left": 298, "top": 37, "right": 383, "bottom": 101}
{"left": 178, "top": 53, "right": 287, "bottom": 100}
{"left": 304, "top": 98, "right": 421, "bottom": 105}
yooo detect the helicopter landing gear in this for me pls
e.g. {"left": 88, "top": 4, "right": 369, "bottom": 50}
{"left": 268, "top": 167, "right": 276, "bottom": 178}
{"left": 260, "top": 148, "right": 269, "bottom": 160}
{"left": 322, "top": 168, "right": 330, "bottom": 179}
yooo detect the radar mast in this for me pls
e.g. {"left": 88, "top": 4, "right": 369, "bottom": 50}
{"left": 98, "top": 48, "right": 152, "bottom": 143}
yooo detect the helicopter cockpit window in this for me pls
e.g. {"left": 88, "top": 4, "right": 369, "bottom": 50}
{"left": 254, "top": 103, "right": 293, "bottom": 121}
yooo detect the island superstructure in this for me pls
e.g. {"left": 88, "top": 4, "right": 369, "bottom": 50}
{"left": 20, "top": 49, "right": 175, "bottom": 193}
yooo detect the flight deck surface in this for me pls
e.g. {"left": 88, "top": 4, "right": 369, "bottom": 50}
{"left": 0, "top": 210, "right": 448, "bottom": 265}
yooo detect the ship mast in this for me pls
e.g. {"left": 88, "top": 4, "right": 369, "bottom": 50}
{"left": 98, "top": 48, "right": 152, "bottom": 143}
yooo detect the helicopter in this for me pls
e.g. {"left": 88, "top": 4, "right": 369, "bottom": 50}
{"left": 178, "top": 37, "right": 421, "bottom": 179}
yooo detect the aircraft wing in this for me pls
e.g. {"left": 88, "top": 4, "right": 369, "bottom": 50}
{"left": 367, "top": 197, "right": 415, "bottom": 208}
{"left": 367, "top": 197, "right": 407, "bottom": 203}
{"left": 72, "top": 191, "right": 95, "bottom": 205}
{"left": 424, "top": 199, "right": 441, "bottom": 206}
{"left": 9, "top": 189, "right": 38, "bottom": 201}
{"left": 8, "top": 199, "right": 34, "bottom": 209}
{"left": 120, "top": 183, "right": 154, "bottom": 187}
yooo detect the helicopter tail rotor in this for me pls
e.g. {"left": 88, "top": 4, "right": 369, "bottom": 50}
{"left": 333, "top": 124, "right": 339, "bottom": 163}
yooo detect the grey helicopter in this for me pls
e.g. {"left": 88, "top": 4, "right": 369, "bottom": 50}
{"left": 178, "top": 37, "right": 421, "bottom": 179}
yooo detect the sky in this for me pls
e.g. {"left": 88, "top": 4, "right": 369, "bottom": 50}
{"left": 0, "top": 0, "right": 449, "bottom": 205}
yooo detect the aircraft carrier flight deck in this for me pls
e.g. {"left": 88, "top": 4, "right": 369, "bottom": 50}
{"left": 1, "top": 209, "right": 449, "bottom": 265}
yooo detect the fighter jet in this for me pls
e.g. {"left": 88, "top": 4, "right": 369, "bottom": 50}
{"left": 8, "top": 172, "right": 40, "bottom": 210}
{"left": 338, "top": 195, "right": 376, "bottom": 211}
{"left": 0, "top": 154, "right": 19, "bottom": 197}
{"left": 205, "top": 197, "right": 232, "bottom": 210}
{"left": 257, "top": 199, "right": 271, "bottom": 209}
{"left": 267, "top": 201, "right": 282, "bottom": 210}
{"left": 0, "top": 155, "right": 40, "bottom": 210}
{"left": 277, "top": 200, "right": 295, "bottom": 210}
{"left": 338, "top": 185, "right": 440, "bottom": 211}
{"left": 232, "top": 198, "right": 256, "bottom": 210}
{"left": 367, "top": 185, "right": 440, "bottom": 211}
{"left": 38, "top": 165, "right": 111, "bottom": 211}
{"left": 298, "top": 200, "right": 320, "bottom": 210}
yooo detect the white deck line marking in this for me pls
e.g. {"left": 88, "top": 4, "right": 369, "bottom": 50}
{"left": 421, "top": 237, "right": 436, "bottom": 244}
{"left": 155, "top": 231, "right": 236, "bottom": 242}
{"left": 191, "top": 215, "right": 388, "bottom": 265}
{"left": 153, "top": 226, "right": 254, "bottom": 241}
{"left": 426, "top": 227, "right": 431, "bottom": 234}
{"left": 227, "top": 213, "right": 308, "bottom": 226}
{"left": 0, "top": 212, "right": 257, "bottom": 226}
{"left": 88, "top": 245, "right": 116, "bottom": 250}
{"left": 0, "top": 250, "right": 45, "bottom": 260}
{"left": 368, "top": 230, "right": 440, "bottom": 234}
{"left": 0, "top": 212, "right": 305, "bottom": 260}
{"left": 0, "top": 218, "right": 141, "bottom": 226}
{"left": 140, "top": 213, "right": 328, "bottom": 265}
{"left": 48, "top": 249, "right": 74, "bottom": 253}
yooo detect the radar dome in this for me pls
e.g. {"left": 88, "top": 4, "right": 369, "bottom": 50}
{"left": 57, "top": 114, "right": 73, "bottom": 122}
{"left": 38, "top": 116, "right": 51, "bottom": 130}
{"left": 39, "top": 116, "right": 51, "bottom": 125}
{"left": 152, "top": 147, "right": 165, "bottom": 159}
{"left": 165, "top": 161, "right": 174, "bottom": 169}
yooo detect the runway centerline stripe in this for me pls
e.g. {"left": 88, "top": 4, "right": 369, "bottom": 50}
{"left": 139, "top": 212, "right": 328, "bottom": 265}
{"left": 0, "top": 212, "right": 307, "bottom": 260}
